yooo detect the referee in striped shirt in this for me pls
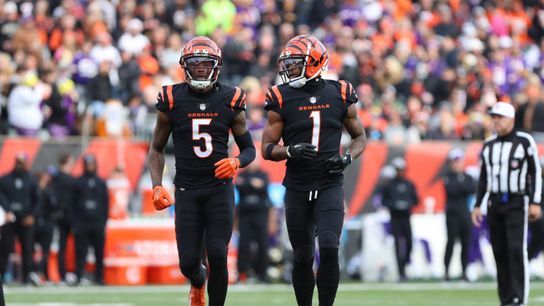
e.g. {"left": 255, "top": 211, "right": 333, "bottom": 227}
{"left": 472, "top": 102, "right": 542, "bottom": 306}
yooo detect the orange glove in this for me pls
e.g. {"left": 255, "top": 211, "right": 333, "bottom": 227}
{"left": 152, "top": 186, "right": 174, "bottom": 210}
{"left": 214, "top": 158, "right": 240, "bottom": 179}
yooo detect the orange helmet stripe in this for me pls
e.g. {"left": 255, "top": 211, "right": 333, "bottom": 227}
{"left": 279, "top": 35, "right": 328, "bottom": 83}
{"left": 182, "top": 36, "right": 222, "bottom": 60}
{"left": 271, "top": 86, "right": 283, "bottom": 109}
{"left": 297, "top": 36, "right": 313, "bottom": 47}
{"left": 285, "top": 36, "right": 324, "bottom": 54}
{"left": 284, "top": 43, "right": 305, "bottom": 54}
{"left": 189, "top": 43, "right": 215, "bottom": 49}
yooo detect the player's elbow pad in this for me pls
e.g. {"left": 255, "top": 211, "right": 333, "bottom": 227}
{"left": 235, "top": 131, "right": 255, "bottom": 167}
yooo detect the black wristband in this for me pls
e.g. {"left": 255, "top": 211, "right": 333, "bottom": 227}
{"left": 234, "top": 131, "right": 256, "bottom": 167}
{"left": 265, "top": 143, "right": 277, "bottom": 160}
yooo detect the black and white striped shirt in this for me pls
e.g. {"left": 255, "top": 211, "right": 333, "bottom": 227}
{"left": 476, "top": 130, "right": 542, "bottom": 207}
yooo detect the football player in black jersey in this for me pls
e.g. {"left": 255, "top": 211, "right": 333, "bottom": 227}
{"left": 148, "top": 36, "right": 255, "bottom": 306}
{"left": 262, "top": 35, "right": 366, "bottom": 306}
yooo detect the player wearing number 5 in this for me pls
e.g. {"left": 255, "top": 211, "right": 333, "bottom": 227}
{"left": 148, "top": 36, "right": 255, "bottom": 306}
{"left": 261, "top": 35, "right": 366, "bottom": 306}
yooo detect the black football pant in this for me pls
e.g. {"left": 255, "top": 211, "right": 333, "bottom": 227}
{"left": 0, "top": 281, "right": 4, "bottom": 306}
{"left": 56, "top": 219, "right": 72, "bottom": 281}
{"left": 390, "top": 215, "right": 412, "bottom": 279}
{"left": 175, "top": 183, "right": 234, "bottom": 306}
{"left": 75, "top": 226, "right": 105, "bottom": 284}
{"left": 0, "top": 232, "right": 6, "bottom": 306}
{"left": 444, "top": 213, "right": 472, "bottom": 278}
{"left": 0, "top": 221, "right": 33, "bottom": 283}
{"left": 528, "top": 216, "right": 544, "bottom": 260}
{"left": 237, "top": 210, "right": 268, "bottom": 280}
{"left": 285, "top": 186, "right": 344, "bottom": 306}
{"left": 33, "top": 223, "right": 54, "bottom": 280}
{"left": 488, "top": 195, "right": 528, "bottom": 306}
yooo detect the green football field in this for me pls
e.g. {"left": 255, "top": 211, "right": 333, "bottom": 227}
{"left": 5, "top": 282, "right": 544, "bottom": 305}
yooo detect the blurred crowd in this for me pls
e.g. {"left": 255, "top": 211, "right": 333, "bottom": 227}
{"left": 0, "top": 0, "right": 543, "bottom": 142}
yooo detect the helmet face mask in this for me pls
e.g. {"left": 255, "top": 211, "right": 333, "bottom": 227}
{"left": 183, "top": 56, "right": 220, "bottom": 89}
{"left": 180, "top": 37, "right": 223, "bottom": 90}
{"left": 279, "top": 56, "right": 307, "bottom": 86}
{"left": 278, "top": 35, "right": 328, "bottom": 88}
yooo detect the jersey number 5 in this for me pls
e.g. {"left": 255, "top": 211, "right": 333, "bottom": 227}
{"left": 310, "top": 111, "right": 320, "bottom": 151}
{"left": 192, "top": 119, "right": 213, "bottom": 158}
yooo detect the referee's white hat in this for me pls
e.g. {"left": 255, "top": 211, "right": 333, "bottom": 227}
{"left": 391, "top": 157, "right": 406, "bottom": 170}
{"left": 448, "top": 148, "right": 465, "bottom": 161}
{"left": 489, "top": 102, "right": 515, "bottom": 118}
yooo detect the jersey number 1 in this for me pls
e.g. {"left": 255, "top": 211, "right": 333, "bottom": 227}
{"left": 192, "top": 119, "right": 213, "bottom": 158}
{"left": 310, "top": 111, "right": 320, "bottom": 151}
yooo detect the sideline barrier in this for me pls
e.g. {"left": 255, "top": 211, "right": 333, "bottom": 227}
{"left": 356, "top": 212, "right": 544, "bottom": 281}
{"left": 103, "top": 219, "right": 185, "bottom": 285}
{"left": 4, "top": 138, "right": 542, "bottom": 216}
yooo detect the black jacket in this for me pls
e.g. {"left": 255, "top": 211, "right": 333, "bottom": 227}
{"left": 35, "top": 184, "right": 58, "bottom": 228}
{"left": 382, "top": 176, "right": 419, "bottom": 217}
{"left": 0, "top": 188, "right": 9, "bottom": 214}
{"left": 0, "top": 170, "right": 38, "bottom": 220}
{"left": 74, "top": 174, "right": 109, "bottom": 229}
{"left": 86, "top": 73, "right": 111, "bottom": 102}
{"left": 236, "top": 170, "right": 271, "bottom": 213}
{"left": 51, "top": 171, "right": 77, "bottom": 225}
{"left": 443, "top": 170, "right": 475, "bottom": 216}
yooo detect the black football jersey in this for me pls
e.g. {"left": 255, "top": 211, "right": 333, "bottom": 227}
{"left": 264, "top": 79, "right": 358, "bottom": 191}
{"left": 155, "top": 83, "right": 246, "bottom": 189}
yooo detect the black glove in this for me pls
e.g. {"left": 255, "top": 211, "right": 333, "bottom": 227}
{"left": 325, "top": 153, "right": 352, "bottom": 173}
{"left": 286, "top": 143, "right": 317, "bottom": 160}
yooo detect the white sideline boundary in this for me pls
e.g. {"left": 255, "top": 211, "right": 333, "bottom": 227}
{"left": 5, "top": 282, "right": 544, "bottom": 295}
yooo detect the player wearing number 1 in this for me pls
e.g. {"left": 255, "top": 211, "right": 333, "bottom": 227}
{"left": 147, "top": 36, "right": 255, "bottom": 306}
{"left": 262, "top": 35, "right": 366, "bottom": 306}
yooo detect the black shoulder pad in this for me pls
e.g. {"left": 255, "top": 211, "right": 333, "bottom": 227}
{"left": 338, "top": 80, "right": 358, "bottom": 105}
{"left": 264, "top": 86, "right": 283, "bottom": 112}
{"left": 227, "top": 87, "right": 247, "bottom": 111}
{"left": 155, "top": 85, "right": 174, "bottom": 112}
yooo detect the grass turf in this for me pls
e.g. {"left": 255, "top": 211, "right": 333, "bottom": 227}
{"left": 5, "top": 282, "right": 544, "bottom": 305}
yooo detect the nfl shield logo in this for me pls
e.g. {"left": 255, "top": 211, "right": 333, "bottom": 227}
{"left": 511, "top": 160, "right": 519, "bottom": 169}
{"left": 309, "top": 97, "right": 317, "bottom": 104}
{"left": 200, "top": 103, "right": 206, "bottom": 111}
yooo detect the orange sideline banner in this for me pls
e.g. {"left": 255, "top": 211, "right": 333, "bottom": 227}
{"left": 103, "top": 219, "right": 184, "bottom": 285}
{"left": 101, "top": 220, "right": 238, "bottom": 285}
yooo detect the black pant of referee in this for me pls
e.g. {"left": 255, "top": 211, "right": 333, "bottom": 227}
{"left": 0, "top": 277, "right": 6, "bottom": 306}
{"left": 0, "top": 234, "right": 5, "bottom": 306}
{"left": 0, "top": 281, "right": 4, "bottom": 306}
{"left": 488, "top": 194, "right": 530, "bottom": 305}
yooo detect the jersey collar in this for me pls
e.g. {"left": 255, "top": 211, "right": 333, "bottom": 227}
{"left": 300, "top": 77, "right": 324, "bottom": 92}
